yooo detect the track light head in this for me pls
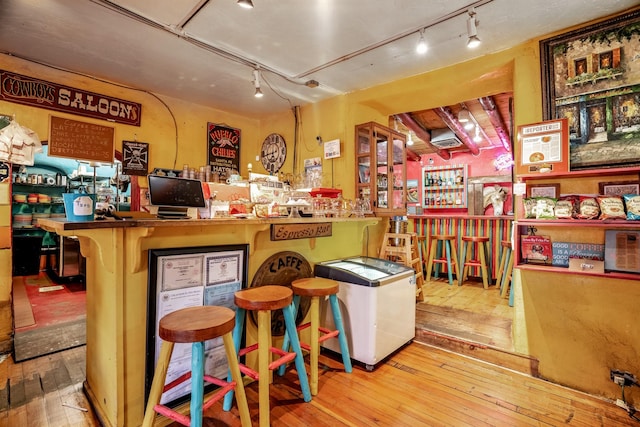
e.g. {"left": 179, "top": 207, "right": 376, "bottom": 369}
{"left": 466, "top": 8, "right": 481, "bottom": 49}
{"left": 458, "top": 108, "right": 471, "bottom": 123}
{"left": 416, "top": 30, "right": 427, "bottom": 54}
{"left": 253, "top": 68, "right": 263, "bottom": 98}
{"left": 237, "top": 0, "right": 254, "bottom": 9}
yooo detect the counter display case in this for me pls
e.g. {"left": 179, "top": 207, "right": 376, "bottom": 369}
{"left": 355, "top": 122, "right": 406, "bottom": 216}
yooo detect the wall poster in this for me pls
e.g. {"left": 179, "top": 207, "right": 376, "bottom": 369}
{"left": 145, "top": 244, "right": 248, "bottom": 408}
{"left": 122, "top": 140, "right": 149, "bottom": 176}
{"left": 207, "top": 123, "right": 240, "bottom": 178}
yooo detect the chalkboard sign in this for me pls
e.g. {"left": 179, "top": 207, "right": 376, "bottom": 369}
{"left": 48, "top": 115, "right": 115, "bottom": 163}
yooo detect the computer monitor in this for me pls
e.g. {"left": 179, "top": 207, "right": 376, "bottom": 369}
{"left": 147, "top": 175, "right": 206, "bottom": 218}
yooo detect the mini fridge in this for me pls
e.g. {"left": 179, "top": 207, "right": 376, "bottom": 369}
{"left": 314, "top": 256, "right": 416, "bottom": 370}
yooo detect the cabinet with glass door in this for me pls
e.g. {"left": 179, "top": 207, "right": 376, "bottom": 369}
{"left": 355, "top": 122, "right": 407, "bottom": 216}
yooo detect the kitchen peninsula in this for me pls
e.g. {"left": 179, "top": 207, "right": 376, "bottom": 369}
{"left": 38, "top": 215, "right": 382, "bottom": 427}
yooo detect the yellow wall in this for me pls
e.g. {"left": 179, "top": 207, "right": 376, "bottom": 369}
{"left": 1, "top": 21, "right": 638, "bottom": 406}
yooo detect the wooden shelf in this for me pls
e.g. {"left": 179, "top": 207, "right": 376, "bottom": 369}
{"left": 517, "top": 166, "right": 640, "bottom": 180}
{"left": 516, "top": 263, "right": 639, "bottom": 281}
{"left": 517, "top": 219, "right": 639, "bottom": 228}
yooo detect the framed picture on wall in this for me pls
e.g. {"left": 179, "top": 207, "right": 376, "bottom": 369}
{"left": 540, "top": 9, "right": 640, "bottom": 170}
{"left": 598, "top": 181, "right": 640, "bottom": 196}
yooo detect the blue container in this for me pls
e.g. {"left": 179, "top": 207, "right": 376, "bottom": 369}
{"left": 63, "top": 193, "right": 96, "bottom": 221}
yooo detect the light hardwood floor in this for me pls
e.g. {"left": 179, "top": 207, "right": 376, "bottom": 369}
{"left": 1, "top": 341, "right": 637, "bottom": 426}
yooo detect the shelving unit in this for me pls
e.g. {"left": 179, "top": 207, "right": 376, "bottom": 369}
{"left": 515, "top": 166, "right": 640, "bottom": 280}
{"left": 421, "top": 164, "right": 467, "bottom": 208}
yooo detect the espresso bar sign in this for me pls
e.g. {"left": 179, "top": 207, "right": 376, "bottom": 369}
{"left": 0, "top": 70, "right": 141, "bottom": 126}
{"left": 270, "top": 223, "right": 332, "bottom": 241}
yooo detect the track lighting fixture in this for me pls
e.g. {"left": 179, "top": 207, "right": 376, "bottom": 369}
{"left": 457, "top": 107, "right": 471, "bottom": 124}
{"left": 253, "top": 68, "right": 263, "bottom": 98}
{"left": 466, "top": 8, "right": 481, "bottom": 49}
{"left": 416, "top": 29, "right": 427, "bottom": 54}
{"left": 473, "top": 126, "right": 482, "bottom": 142}
{"left": 237, "top": 0, "right": 254, "bottom": 9}
{"left": 407, "top": 132, "right": 414, "bottom": 146}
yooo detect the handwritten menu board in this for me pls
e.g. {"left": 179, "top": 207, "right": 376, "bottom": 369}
{"left": 48, "top": 115, "right": 114, "bottom": 163}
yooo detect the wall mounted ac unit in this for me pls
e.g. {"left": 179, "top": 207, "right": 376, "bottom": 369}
{"left": 430, "top": 129, "right": 462, "bottom": 148}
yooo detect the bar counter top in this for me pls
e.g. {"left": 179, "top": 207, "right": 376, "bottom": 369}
{"left": 38, "top": 215, "right": 378, "bottom": 232}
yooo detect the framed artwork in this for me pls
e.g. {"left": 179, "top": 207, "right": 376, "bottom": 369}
{"left": 527, "top": 183, "right": 560, "bottom": 198}
{"left": 540, "top": 9, "right": 640, "bottom": 170}
{"left": 598, "top": 181, "right": 640, "bottom": 196}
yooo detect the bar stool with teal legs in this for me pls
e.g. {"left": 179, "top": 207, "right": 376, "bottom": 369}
{"left": 425, "top": 234, "right": 460, "bottom": 286}
{"left": 278, "top": 277, "right": 352, "bottom": 395}
{"left": 223, "top": 285, "right": 311, "bottom": 427}
{"left": 142, "top": 305, "right": 251, "bottom": 427}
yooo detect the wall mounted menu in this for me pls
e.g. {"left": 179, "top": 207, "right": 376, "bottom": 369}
{"left": 48, "top": 115, "right": 115, "bottom": 163}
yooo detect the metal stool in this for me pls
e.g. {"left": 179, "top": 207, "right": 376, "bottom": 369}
{"left": 278, "top": 277, "right": 352, "bottom": 395}
{"left": 460, "top": 235, "right": 491, "bottom": 288}
{"left": 425, "top": 234, "right": 459, "bottom": 286}
{"left": 497, "top": 240, "right": 515, "bottom": 306}
{"left": 223, "top": 285, "right": 311, "bottom": 427}
{"left": 142, "top": 306, "right": 250, "bottom": 427}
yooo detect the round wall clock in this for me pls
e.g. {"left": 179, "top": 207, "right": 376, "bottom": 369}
{"left": 260, "top": 133, "right": 287, "bottom": 174}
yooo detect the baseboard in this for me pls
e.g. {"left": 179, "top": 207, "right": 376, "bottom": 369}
{"left": 414, "top": 329, "right": 539, "bottom": 376}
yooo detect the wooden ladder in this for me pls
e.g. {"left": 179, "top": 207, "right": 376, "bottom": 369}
{"left": 379, "top": 232, "right": 425, "bottom": 302}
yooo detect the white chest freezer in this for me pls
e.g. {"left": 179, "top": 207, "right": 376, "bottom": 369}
{"left": 314, "top": 256, "right": 416, "bottom": 370}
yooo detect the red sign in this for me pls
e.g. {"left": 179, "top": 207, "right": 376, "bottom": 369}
{"left": 0, "top": 70, "right": 141, "bottom": 126}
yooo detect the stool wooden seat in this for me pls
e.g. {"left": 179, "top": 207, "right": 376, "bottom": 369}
{"left": 142, "top": 306, "right": 250, "bottom": 427}
{"left": 425, "top": 234, "right": 459, "bottom": 286}
{"left": 460, "top": 235, "right": 491, "bottom": 289}
{"left": 379, "top": 232, "right": 425, "bottom": 301}
{"left": 497, "top": 240, "right": 515, "bottom": 306}
{"left": 223, "top": 285, "right": 311, "bottom": 427}
{"left": 278, "top": 277, "right": 352, "bottom": 395}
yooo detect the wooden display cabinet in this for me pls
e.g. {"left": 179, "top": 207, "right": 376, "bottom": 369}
{"left": 355, "top": 122, "right": 407, "bottom": 216}
{"left": 515, "top": 166, "right": 640, "bottom": 280}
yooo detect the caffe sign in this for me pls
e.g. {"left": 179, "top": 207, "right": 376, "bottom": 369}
{"left": 0, "top": 70, "right": 141, "bottom": 126}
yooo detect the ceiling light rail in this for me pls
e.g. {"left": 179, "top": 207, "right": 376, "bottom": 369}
{"left": 294, "top": 0, "right": 493, "bottom": 79}
{"left": 90, "top": 0, "right": 314, "bottom": 88}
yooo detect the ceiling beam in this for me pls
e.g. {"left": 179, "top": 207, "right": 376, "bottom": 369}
{"left": 434, "top": 107, "right": 481, "bottom": 156}
{"left": 395, "top": 113, "right": 452, "bottom": 160}
{"left": 478, "top": 96, "right": 512, "bottom": 151}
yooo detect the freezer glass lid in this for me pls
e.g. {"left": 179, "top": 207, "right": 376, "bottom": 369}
{"left": 343, "top": 256, "right": 411, "bottom": 274}
{"left": 322, "top": 261, "right": 388, "bottom": 280}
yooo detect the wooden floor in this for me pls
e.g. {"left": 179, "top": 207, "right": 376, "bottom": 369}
{"left": 1, "top": 342, "right": 637, "bottom": 426}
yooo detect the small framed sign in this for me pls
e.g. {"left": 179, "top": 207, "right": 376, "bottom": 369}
{"left": 516, "top": 118, "right": 569, "bottom": 175}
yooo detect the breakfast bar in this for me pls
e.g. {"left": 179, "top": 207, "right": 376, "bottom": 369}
{"left": 38, "top": 216, "right": 382, "bottom": 427}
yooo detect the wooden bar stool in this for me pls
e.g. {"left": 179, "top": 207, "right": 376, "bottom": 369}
{"left": 497, "top": 240, "right": 515, "bottom": 306}
{"left": 278, "top": 277, "right": 352, "bottom": 395}
{"left": 223, "top": 285, "right": 311, "bottom": 427}
{"left": 460, "top": 235, "right": 491, "bottom": 289}
{"left": 142, "top": 306, "right": 251, "bottom": 427}
{"left": 425, "top": 234, "right": 459, "bottom": 286}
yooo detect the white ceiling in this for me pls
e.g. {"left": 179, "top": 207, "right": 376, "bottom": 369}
{"left": 0, "top": 0, "right": 638, "bottom": 116}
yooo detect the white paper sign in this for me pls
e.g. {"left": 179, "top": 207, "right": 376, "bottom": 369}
{"left": 323, "top": 139, "right": 341, "bottom": 159}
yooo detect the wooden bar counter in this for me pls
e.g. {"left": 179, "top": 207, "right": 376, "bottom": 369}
{"left": 410, "top": 214, "right": 513, "bottom": 280}
{"left": 38, "top": 216, "right": 381, "bottom": 427}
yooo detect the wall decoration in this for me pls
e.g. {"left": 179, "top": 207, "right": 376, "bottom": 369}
{"left": 0, "top": 70, "right": 141, "bottom": 126}
{"left": 540, "top": 9, "right": 640, "bottom": 169}
{"left": 207, "top": 123, "right": 240, "bottom": 178}
{"left": 260, "top": 133, "right": 286, "bottom": 174}
{"left": 598, "top": 180, "right": 640, "bottom": 196}
{"left": 515, "top": 118, "right": 569, "bottom": 175}
{"left": 527, "top": 183, "right": 560, "bottom": 198}
{"left": 122, "top": 140, "right": 149, "bottom": 176}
